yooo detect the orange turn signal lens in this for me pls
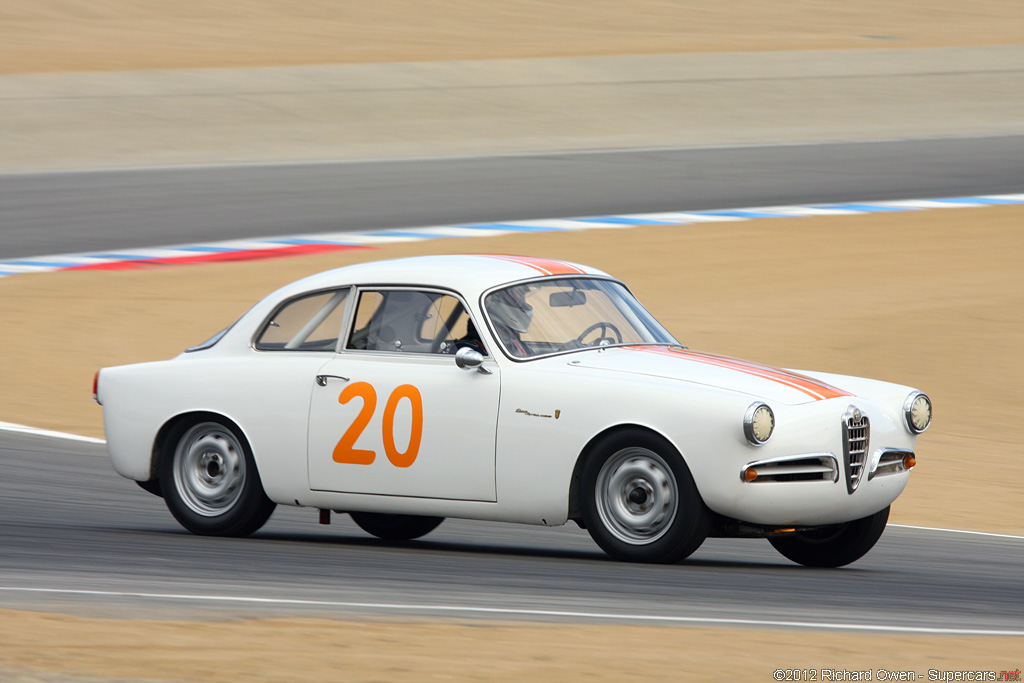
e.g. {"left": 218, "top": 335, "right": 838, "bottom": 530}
{"left": 903, "top": 454, "right": 917, "bottom": 469}
{"left": 744, "top": 468, "right": 759, "bottom": 482}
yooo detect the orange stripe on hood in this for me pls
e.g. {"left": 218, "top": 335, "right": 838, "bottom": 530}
{"left": 627, "top": 346, "right": 852, "bottom": 401}
{"left": 481, "top": 255, "right": 588, "bottom": 276}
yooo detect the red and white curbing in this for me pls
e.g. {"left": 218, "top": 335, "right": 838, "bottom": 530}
{"left": 1, "top": 193, "right": 1021, "bottom": 278}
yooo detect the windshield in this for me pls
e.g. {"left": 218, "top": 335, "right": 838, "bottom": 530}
{"left": 483, "top": 277, "right": 677, "bottom": 359}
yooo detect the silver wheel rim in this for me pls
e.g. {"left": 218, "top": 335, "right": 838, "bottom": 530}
{"left": 173, "top": 423, "right": 247, "bottom": 517}
{"left": 595, "top": 447, "right": 679, "bottom": 544}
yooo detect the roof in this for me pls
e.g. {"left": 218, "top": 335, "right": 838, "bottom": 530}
{"left": 198, "top": 255, "right": 615, "bottom": 356}
{"left": 273, "top": 254, "right": 611, "bottom": 300}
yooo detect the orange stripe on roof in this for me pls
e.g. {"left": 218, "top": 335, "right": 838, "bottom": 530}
{"left": 481, "top": 255, "right": 587, "bottom": 276}
{"left": 627, "top": 346, "right": 852, "bottom": 401}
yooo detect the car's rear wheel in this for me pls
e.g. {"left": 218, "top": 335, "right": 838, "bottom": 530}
{"left": 160, "top": 418, "right": 276, "bottom": 537}
{"left": 580, "top": 429, "right": 709, "bottom": 563}
{"left": 767, "top": 506, "right": 889, "bottom": 567}
{"left": 350, "top": 512, "right": 444, "bottom": 541}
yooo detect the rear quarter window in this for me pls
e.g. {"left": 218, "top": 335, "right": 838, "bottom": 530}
{"left": 255, "top": 288, "right": 350, "bottom": 351}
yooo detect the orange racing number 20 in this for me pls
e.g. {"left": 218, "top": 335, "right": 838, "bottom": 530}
{"left": 332, "top": 382, "right": 423, "bottom": 468}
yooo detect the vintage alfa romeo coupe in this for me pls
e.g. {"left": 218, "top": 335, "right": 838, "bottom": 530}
{"left": 96, "top": 255, "right": 931, "bottom": 566}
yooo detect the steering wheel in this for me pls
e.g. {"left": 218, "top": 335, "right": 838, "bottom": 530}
{"left": 576, "top": 321, "right": 623, "bottom": 347}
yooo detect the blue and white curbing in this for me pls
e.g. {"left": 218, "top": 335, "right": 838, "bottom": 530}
{"left": 1, "top": 193, "right": 1021, "bottom": 278}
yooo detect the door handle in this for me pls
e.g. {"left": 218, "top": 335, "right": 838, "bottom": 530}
{"left": 315, "top": 374, "right": 350, "bottom": 386}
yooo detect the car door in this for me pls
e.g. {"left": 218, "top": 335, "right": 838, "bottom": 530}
{"left": 307, "top": 288, "right": 500, "bottom": 501}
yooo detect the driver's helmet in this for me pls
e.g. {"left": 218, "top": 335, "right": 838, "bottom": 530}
{"left": 487, "top": 286, "right": 533, "bottom": 334}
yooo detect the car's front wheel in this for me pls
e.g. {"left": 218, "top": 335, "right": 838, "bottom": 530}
{"left": 160, "top": 418, "right": 276, "bottom": 537}
{"left": 768, "top": 506, "right": 890, "bottom": 567}
{"left": 350, "top": 512, "right": 444, "bottom": 540}
{"left": 580, "top": 429, "right": 709, "bottom": 563}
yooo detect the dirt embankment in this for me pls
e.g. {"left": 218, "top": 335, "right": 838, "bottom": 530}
{"left": 3, "top": 0, "right": 1023, "bottom": 73}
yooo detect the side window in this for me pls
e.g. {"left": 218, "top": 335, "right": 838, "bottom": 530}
{"left": 346, "top": 289, "right": 485, "bottom": 355}
{"left": 255, "top": 288, "right": 350, "bottom": 351}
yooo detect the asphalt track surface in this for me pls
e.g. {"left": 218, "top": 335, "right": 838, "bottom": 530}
{"left": 1, "top": 137, "right": 1023, "bottom": 631}
{"left": 1, "top": 431, "right": 1022, "bottom": 632}
{"left": 3, "top": 135, "right": 1024, "bottom": 260}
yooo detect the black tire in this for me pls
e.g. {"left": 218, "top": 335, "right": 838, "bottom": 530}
{"left": 580, "top": 429, "right": 709, "bottom": 563}
{"left": 350, "top": 512, "right": 444, "bottom": 541}
{"left": 159, "top": 417, "right": 276, "bottom": 537}
{"left": 136, "top": 479, "right": 163, "bottom": 497}
{"left": 768, "top": 506, "right": 890, "bottom": 567}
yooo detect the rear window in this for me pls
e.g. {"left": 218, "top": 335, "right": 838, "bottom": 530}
{"left": 185, "top": 327, "right": 230, "bottom": 353}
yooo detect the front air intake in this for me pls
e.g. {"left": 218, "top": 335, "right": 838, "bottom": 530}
{"left": 869, "top": 449, "right": 915, "bottom": 480}
{"left": 842, "top": 406, "right": 870, "bottom": 494}
{"left": 740, "top": 454, "right": 839, "bottom": 484}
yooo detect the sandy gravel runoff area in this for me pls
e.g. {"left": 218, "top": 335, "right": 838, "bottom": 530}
{"left": 0, "top": 609, "right": 1021, "bottom": 683}
{"left": 1, "top": 1, "right": 1023, "bottom": 681}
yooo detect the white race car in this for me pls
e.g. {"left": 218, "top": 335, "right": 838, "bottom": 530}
{"left": 96, "top": 255, "right": 931, "bottom": 566}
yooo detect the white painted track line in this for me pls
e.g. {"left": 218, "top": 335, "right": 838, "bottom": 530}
{"left": 0, "top": 421, "right": 105, "bottom": 444}
{"left": 889, "top": 524, "right": 1024, "bottom": 541}
{"left": 0, "top": 586, "right": 1021, "bottom": 635}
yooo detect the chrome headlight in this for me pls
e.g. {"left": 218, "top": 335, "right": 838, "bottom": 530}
{"left": 744, "top": 402, "right": 775, "bottom": 446}
{"left": 903, "top": 391, "right": 932, "bottom": 434}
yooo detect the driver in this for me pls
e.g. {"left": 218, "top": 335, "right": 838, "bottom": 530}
{"left": 452, "top": 319, "right": 487, "bottom": 355}
{"left": 487, "top": 286, "right": 533, "bottom": 358}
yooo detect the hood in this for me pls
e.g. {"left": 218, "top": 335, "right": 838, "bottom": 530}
{"left": 570, "top": 345, "right": 853, "bottom": 405}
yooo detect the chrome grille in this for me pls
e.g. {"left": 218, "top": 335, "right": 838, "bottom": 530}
{"left": 842, "top": 407, "right": 870, "bottom": 494}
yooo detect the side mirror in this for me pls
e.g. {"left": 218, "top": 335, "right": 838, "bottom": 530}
{"left": 455, "top": 347, "right": 492, "bottom": 374}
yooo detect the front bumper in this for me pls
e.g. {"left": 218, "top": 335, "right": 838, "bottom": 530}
{"left": 693, "top": 397, "right": 917, "bottom": 526}
{"left": 722, "top": 453, "right": 910, "bottom": 526}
